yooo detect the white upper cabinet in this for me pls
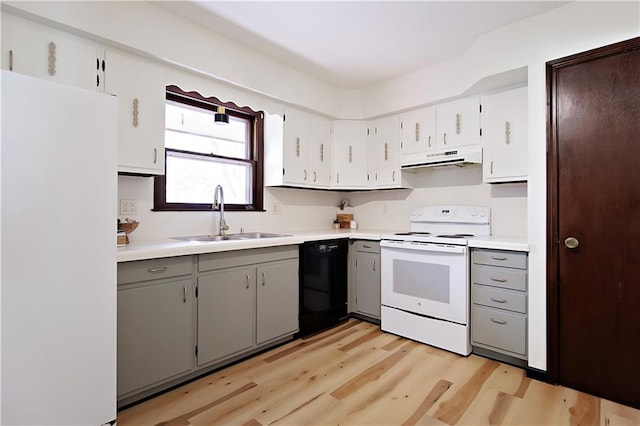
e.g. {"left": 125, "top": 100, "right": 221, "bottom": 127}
{"left": 482, "top": 86, "right": 528, "bottom": 183}
{"left": 332, "top": 120, "right": 368, "bottom": 188}
{"left": 400, "top": 106, "right": 436, "bottom": 157}
{"left": 282, "top": 107, "right": 311, "bottom": 185}
{"left": 368, "top": 117, "right": 401, "bottom": 188}
{"left": 436, "top": 97, "right": 482, "bottom": 149}
{"left": 1, "top": 13, "right": 104, "bottom": 91}
{"left": 309, "top": 116, "right": 332, "bottom": 187}
{"left": 105, "top": 48, "right": 166, "bottom": 175}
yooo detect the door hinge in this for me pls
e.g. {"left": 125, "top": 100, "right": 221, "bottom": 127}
{"left": 479, "top": 104, "right": 482, "bottom": 113}
{"left": 195, "top": 345, "right": 198, "bottom": 357}
{"left": 480, "top": 128, "right": 482, "bottom": 136}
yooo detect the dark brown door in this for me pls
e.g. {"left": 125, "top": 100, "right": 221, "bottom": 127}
{"left": 548, "top": 37, "right": 640, "bottom": 409}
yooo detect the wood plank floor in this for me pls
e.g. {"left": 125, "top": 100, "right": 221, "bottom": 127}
{"left": 118, "top": 319, "right": 640, "bottom": 425}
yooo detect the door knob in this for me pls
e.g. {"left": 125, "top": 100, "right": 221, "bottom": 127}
{"left": 564, "top": 236, "right": 580, "bottom": 249}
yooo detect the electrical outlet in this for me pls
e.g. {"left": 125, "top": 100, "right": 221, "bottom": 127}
{"left": 271, "top": 202, "right": 281, "bottom": 215}
{"left": 119, "top": 199, "right": 137, "bottom": 215}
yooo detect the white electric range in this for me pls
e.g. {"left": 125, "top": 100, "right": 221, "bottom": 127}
{"left": 380, "top": 205, "right": 491, "bottom": 355}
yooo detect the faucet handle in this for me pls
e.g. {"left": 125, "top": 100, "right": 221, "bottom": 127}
{"left": 221, "top": 220, "right": 230, "bottom": 231}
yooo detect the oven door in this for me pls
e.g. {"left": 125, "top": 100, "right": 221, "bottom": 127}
{"left": 380, "top": 240, "right": 469, "bottom": 324}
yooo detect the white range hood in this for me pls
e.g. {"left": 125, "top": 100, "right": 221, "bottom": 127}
{"left": 401, "top": 146, "right": 482, "bottom": 170}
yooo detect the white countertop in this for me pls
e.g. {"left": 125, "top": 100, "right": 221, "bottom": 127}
{"left": 117, "top": 229, "right": 529, "bottom": 262}
{"left": 468, "top": 235, "right": 529, "bottom": 252}
{"left": 117, "top": 229, "right": 391, "bottom": 262}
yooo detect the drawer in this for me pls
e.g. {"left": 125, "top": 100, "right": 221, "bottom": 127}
{"left": 472, "top": 306, "right": 526, "bottom": 357}
{"left": 472, "top": 249, "right": 527, "bottom": 269}
{"left": 118, "top": 256, "right": 193, "bottom": 285}
{"left": 472, "top": 264, "right": 527, "bottom": 291}
{"left": 472, "top": 285, "right": 527, "bottom": 314}
{"left": 353, "top": 240, "right": 380, "bottom": 253}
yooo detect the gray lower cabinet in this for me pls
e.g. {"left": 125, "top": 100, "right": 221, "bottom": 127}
{"left": 352, "top": 240, "right": 381, "bottom": 319}
{"left": 117, "top": 256, "right": 195, "bottom": 399}
{"left": 197, "top": 245, "right": 299, "bottom": 368}
{"left": 471, "top": 248, "right": 528, "bottom": 365}
{"left": 117, "top": 245, "right": 299, "bottom": 405}
{"left": 197, "top": 267, "right": 255, "bottom": 366}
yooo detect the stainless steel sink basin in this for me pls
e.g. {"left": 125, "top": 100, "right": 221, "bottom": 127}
{"left": 172, "top": 232, "right": 291, "bottom": 242}
{"left": 233, "top": 232, "right": 291, "bottom": 239}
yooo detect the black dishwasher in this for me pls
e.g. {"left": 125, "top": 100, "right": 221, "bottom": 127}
{"left": 299, "top": 239, "right": 348, "bottom": 336}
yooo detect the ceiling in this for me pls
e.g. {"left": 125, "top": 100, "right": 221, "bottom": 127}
{"left": 154, "top": 1, "right": 569, "bottom": 89}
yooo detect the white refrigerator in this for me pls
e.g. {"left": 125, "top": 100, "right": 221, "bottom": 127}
{"left": 1, "top": 70, "right": 117, "bottom": 425}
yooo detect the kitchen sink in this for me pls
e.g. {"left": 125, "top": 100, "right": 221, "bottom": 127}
{"left": 172, "top": 232, "right": 291, "bottom": 242}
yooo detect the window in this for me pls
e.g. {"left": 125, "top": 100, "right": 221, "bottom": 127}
{"left": 154, "top": 86, "right": 264, "bottom": 211}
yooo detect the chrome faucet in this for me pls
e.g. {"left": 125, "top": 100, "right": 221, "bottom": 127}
{"left": 213, "top": 185, "right": 229, "bottom": 236}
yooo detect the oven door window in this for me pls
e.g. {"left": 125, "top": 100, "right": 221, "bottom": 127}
{"left": 393, "top": 260, "right": 450, "bottom": 303}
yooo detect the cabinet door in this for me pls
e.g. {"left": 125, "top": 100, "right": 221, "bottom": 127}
{"left": 197, "top": 268, "right": 255, "bottom": 366}
{"left": 283, "top": 107, "right": 311, "bottom": 185}
{"left": 400, "top": 107, "right": 436, "bottom": 156}
{"left": 310, "top": 115, "right": 332, "bottom": 187}
{"left": 436, "top": 97, "right": 481, "bottom": 148}
{"left": 256, "top": 259, "right": 299, "bottom": 344}
{"left": 117, "top": 278, "right": 193, "bottom": 397}
{"left": 482, "top": 86, "right": 528, "bottom": 183}
{"left": 2, "top": 14, "right": 103, "bottom": 91}
{"left": 332, "top": 120, "right": 368, "bottom": 188}
{"left": 369, "top": 116, "right": 400, "bottom": 187}
{"left": 355, "top": 251, "right": 381, "bottom": 318}
{"left": 105, "top": 48, "right": 166, "bottom": 175}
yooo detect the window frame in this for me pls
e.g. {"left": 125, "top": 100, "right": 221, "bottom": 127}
{"left": 154, "top": 85, "right": 264, "bottom": 212}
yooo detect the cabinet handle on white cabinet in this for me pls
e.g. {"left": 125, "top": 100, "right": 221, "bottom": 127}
{"left": 262, "top": 271, "right": 266, "bottom": 286}
{"left": 246, "top": 274, "right": 250, "bottom": 289}
{"left": 48, "top": 42, "right": 56, "bottom": 76}
{"left": 505, "top": 121, "right": 511, "bottom": 144}
{"left": 320, "top": 143, "right": 324, "bottom": 161}
{"left": 455, "top": 113, "right": 461, "bottom": 135}
{"left": 348, "top": 146, "right": 352, "bottom": 163}
{"left": 490, "top": 318, "right": 507, "bottom": 325}
{"left": 392, "top": 171, "right": 396, "bottom": 182}
{"left": 153, "top": 148, "right": 158, "bottom": 164}
{"left": 9, "top": 50, "right": 13, "bottom": 71}
{"left": 147, "top": 266, "right": 167, "bottom": 273}
{"left": 183, "top": 286, "right": 187, "bottom": 303}
{"left": 384, "top": 143, "right": 388, "bottom": 161}
{"left": 415, "top": 122, "right": 420, "bottom": 142}
{"left": 443, "top": 133, "right": 447, "bottom": 145}
{"left": 490, "top": 277, "right": 508, "bottom": 283}
{"left": 313, "top": 171, "right": 317, "bottom": 182}
{"left": 490, "top": 297, "right": 507, "bottom": 303}
{"left": 304, "top": 169, "right": 307, "bottom": 181}
{"left": 490, "top": 160, "right": 494, "bottom": 175}
{"left": 337, "top": 173, "right": 340, "bottom": 184}
{"left": 132, "top": 98, "right": 139, "bottom": 128}
{"left": 296, "top": 137, "right": 300, "bottom": 157}
{"left": 428, "top": 136, "right": 431, "bottom": 148}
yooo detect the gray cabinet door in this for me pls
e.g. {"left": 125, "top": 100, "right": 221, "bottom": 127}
{"left": 256, "top": 259, "right": 299, "bottom": 344}
{"left": 197, "top": 268, "right": 255, "bottom": 366}
{"left": 117, "top": 278, "right": 193, "bottom": 397}
{"left": 356, "top": 251, "right": 381, "bottom": 318}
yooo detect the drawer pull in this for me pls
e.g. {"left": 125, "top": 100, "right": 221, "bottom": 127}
{"left": 490, "top": 297, "right": 507, "bottom": 303}
{"left": 246, "top": 274, "right": 250, "bottom": 289}
{"left": 490, "top": 318, "right": 507, "bottom": 325}
{"left": 362, "top": 244, "right": 372, "bottom": 249}
{"left": 147, "top": 266, "right": 167, "bottom": 273}
{"left": 490, "top": 277, "right": 507, "bottom": 283}
{"left": 262, "top": 271, "right": 266, "bottom": 286}
{"left": 491, "top": 256, "right": 508, "bottom": 261}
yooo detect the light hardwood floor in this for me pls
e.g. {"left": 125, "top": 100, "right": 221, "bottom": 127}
{"left": 118, "top": 319, "right": 640, "bottom": 425}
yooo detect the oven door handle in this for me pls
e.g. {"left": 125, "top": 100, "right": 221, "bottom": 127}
{"left": 380, "top": 240, "right": 466, "bottom": 254}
